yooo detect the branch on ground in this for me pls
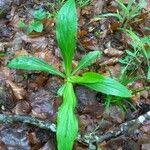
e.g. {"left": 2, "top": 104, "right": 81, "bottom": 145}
{"left": 0, "top": 111, "right": 150, "bottom": 145}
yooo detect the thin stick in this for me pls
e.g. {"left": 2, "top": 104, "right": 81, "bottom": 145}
{"left": 0, "top": 114, "right": 56, "bottom": 132}
{"left": 0, "top": 111, "right": 149, "bottom": 145}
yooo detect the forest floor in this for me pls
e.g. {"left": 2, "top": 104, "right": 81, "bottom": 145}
{"left": 0, "top": 0, "right": 150, "bottom": 149}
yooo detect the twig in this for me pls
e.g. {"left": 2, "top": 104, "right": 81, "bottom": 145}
{"left": 78, "top": 111, "right": 150, "bottom": 144}
{"left": 0, "top": 111, "right": 150, "bottom": 146}
{"left": 0, "top": 114, "right": 56, "bottom": 132}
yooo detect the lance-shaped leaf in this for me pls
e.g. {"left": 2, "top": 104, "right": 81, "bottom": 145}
{"left": 70, "top": 72, "right": 132, "bottom": 97}
{"left": 8, "top": 56, "right": 64, "bottom": 78}
{"left": 56, "top": 0, "right": 77, "bottom": 76}
{"left": 70, "top": 72, "right": 102, "bottom": 83}
{"left": 99, "top": 13, "right": 123, "bottom": 22}
{"left": 57, "top": 82, "right": 78, "bottom": 150}
{"left": 72, "top": 51, "right": 101, "bottom": 75}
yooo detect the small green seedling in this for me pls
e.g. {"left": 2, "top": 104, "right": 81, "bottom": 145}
{"left": 8, "top": 0, "right": 132, "bottom": 149}
{"left": 99, "top": 0, "right": 147, "bottom": 29}
{"left": 18, "top": 9, "right": 52, "bottom": 33}
{"left": 120, "top": 29, "right": 150, "bottom": 79}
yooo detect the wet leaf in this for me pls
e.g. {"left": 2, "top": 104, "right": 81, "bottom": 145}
{"left": 57, "top": 82, "right": 78, "bottom": 150}
{"left": 8, "top": 56, "right": 64, "bottom": 77}
{"left": 56, "top": 0, "right": 77, "bottom": 76}
{"left": 73, "top": 72, "right": 132, "bottom": 97}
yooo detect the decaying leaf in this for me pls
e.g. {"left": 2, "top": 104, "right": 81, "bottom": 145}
{"left": 6, "top": 80, "right": 26, "bottom": 100}
{"left": 104, "top": 48, "right": 124, "bottom": 57}
{"left": 0, "top": 125, "right": 30, "bottom": 149}
{"left": 29, "top": 89, "right": 56, "bottom": 120}
{"left": 100, "top": 58, "right": 119, "bottom": 66}
{"left": 14, "top": 100, "right": 31, "bottom": 115}
{"left": 21, "top": 35, "right": 48, "bottom": 51}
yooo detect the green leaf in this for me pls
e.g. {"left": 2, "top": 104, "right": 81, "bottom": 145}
{"left": 56, "top": 0, "right": 77, "bottom": 76}
{"left": 8, "top": 56, "right": 64, "bottom": 78}
{"left": 72, "top": 72, "right": 132, "bottom": 97}
{"left": 33, "top": 9, "right": 46, "bottom": 20}
{"left": 117, "top": 0, "right": 129, "bottom": 16}
{"left": 125, "top": 50, "right": 136, "bottom": 57}
{"left": 70, "top": 72, "right": 103, "bottom": 83}
{"left": 0, "top": 52, "right": 6, "bottom": 57}
{"left": 31, "top": 21, "right": 44, "bottom": 32}
{"left": 18, "top": 21, "right": 27, "bottom": 29}
{"left": 57, "top": 84, "right": 66, "bottom": 96}
{"left": 72, "top": 51, "right": 101, "bottom": 75}
{"left": 57, "top": 82, "right": 78, "bottom": 150}
{"left": 99, "top": 13, "right": 123, "bottom": 22}
{"left": 139, "top": 0, "right": 147, "bottom": 8}
{"left": 27, "top": 24, "right": 34, "bottom": 33}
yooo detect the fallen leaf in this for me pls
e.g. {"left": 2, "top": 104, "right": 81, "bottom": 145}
{"left": 104, "top": 48, "right": 124, "bottom": 57}
{"left": 100, "top": 58, "right": 119, "bottom": 66}
{"left": 13, "top": 100, "right": 31, "bottom": 115}
{"left": 0, "top": 125, "right": 30, "bottom": 150}
{"left": 6, "top": 80, "right": 26, "bottom": 100}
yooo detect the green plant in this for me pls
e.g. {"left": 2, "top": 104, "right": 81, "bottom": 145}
{"left": 18, "top": 8, "right": 52, "bottom": 33}
{"left": 8, "top": 0, "right": 132, "bottom": 149}
{"left": 99, "top": 0, "right": 147, "bottom": 29}
{"left": 76, "top": 0, "right": 91, "bottom": 8}
{"left": 105, "top": 71, "right": 139, "bottom": 111}
{"left": 120, "top": 29, "right": 150, "bottom": 79}
{"left": 56, "top": 0, "right": 91, "bottom": 8}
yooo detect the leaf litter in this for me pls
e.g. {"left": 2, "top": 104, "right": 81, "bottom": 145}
{"left": 0, "top": 0, "right": 150, "bottom": 149}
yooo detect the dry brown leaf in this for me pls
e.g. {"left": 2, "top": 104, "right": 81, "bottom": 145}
{"left": 81, "top": 38, "right": 99, "bottom": 50}
{"left": 6, "top": 80, "right": 26, "bottom": 100}
{"left": 100, "top": 58, "right": 119, "bottom": 66}
{"left": 109, "top": 21, "right": 121, "bottom": 32}
{"left": 106, "top": 5, "right": 118, "bottom": 13}
{"left": 22, "top": 35, "right": 48, "bottom": 51}
{"left": 30, "top": 89, "right": 56, "bottom": 120}
{"left": 78, "top": 30, "right": 88, "bottom": 38}
{"left": 0, "top": 140, "right": 7, "bottom": 150}
{"left": 104, "top": 48, "right": 124, "bottom": 57}
{"left": 34, "top": 49, "right": 61, "bottom": 70}
{"left": 28, "top": 132, "right": 40, "bottom": 145}
{"left": 103, "top": 64, "right": 121, "bottom": 77}
{"left": 14, "top": 49, "right": 29, "bottom": 57}
{"left": 14, "top": 100, "right": 31, "bottom": 115}
{"left": 43, "top": 18, "right": 55, "bottom": 29}
{"left": 132, "top": 93, "right": 141, "bottom": 106}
